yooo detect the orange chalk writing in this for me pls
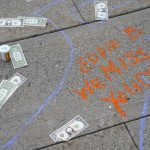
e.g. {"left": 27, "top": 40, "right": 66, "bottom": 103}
{"left": 90, "top": 77, "right": 106, "bottom": 89}
{"left": 118, "top": 57, "right": 128, "bottom": 69}
{"left": 136, "top": 48, "right": 150, "bottom": 63}
{"left": 125, "top": 48, "right": 150, "bottom": 66}
{"left": 123, "top": 26, "right": 143, "bottom": 41}
{"left": 135, "top": 68, "right": 150, "bottom": 87}
{"left": 76, "top": 57, "right": 93, "bottom": 74}
{"left": 101, "top": 90, "right": 128, "bottom": 117}
{"left": 96, "top": 46, "right": 106, "bottom": 59}
{"left": 86, "top": 53, "right": 99, "bottom": 65}
{"left": 100, "top": 59, "right": 122, "bottom": 81}
{"left": 105, "top": 39, "right": 120, "bottom": 52}
{"left": 72, "top": 79, "right": 94, "bottom": 100}
{"left": 72, "top": 26, "right": 149, "bottom": 118}
{"left": 123, "top": 81, "right": 143, "bottom": 95}
{"left": 73, "top": 77, "right": 106, "bottom": 100}
{"left": 76, "top": 39, "right": 120, "bottom": 74}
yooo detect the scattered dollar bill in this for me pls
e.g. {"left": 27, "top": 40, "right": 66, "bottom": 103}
{"left": 10, "top": 44, "right": 28, "bottom": 69}
{"left": 95, "top": 1, "right": 108, "bottom": 20}
{"left": 0, "top": 18, "right": 24, "bottom": 27}
{"left": 0, "top": 80, "right": 16, "bottom": 109}
{"left": 7, "top": 73, "right": 27, "bottom": 99}
{"left": 50, "top": 115, "right": 89, "bottom": 142}
{"left": 9, "top": 73, "right": 27, "bottom": 90}
{"left": 18, "top": 16, "right": 47, "bottom": 27}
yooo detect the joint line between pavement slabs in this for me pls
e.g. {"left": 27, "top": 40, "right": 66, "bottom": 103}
{"left": 34, "top": 115, "right": 150, "bottom": 150}
{"left": 0, "top": 1, "right": 150, "bottom": 149}
{"left": 71, "top": 0, "right": 86, "bottom": 21}
{"left": 124, "top": 123, "right": 138, "bottom": 149}
{"left": 0, "top": 6, "right": 150, "bottom": 45}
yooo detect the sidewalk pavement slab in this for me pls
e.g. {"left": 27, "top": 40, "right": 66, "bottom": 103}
{"left": 73, "top": 0, "right": 150, "bottom": 22}
{"left": 126, "top": 116, "right": 150, "bottom": 150}
{"left": 44, "top": 125, "right": 137, "bottom": 150}
{"left": 0, "top": 0, "right": 81, "bottom": 44}
{"left": 0, "top": 8, "right": 150, "bottom": 150}
{"left": 1, "top": 0, "right": 150, "bottom": 44}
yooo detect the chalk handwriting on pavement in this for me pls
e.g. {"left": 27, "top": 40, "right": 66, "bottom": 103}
{"left": 72, "top": 26, "right": 150, "bottom": 117}
{"left": 101, "top": 90, "right": 128, "bottom": 117}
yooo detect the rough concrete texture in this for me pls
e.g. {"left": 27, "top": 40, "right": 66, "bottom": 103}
{"left": 73, "top": 0, "right": 150, "bottom": 22}
{"left": 1, "top": 0, "right": 150, "bottom": 43}
{"left": 0, "top": 6, "right": 149, "bottom": 150}
{"left": 0, "top": 0, "right": 81, "bottom": 43}
{"left": 126, "top": 116, "right": 150, "bottom": 150}
{"left": 0, "top": 0, "right": 150, "bottom": 149}
{"left": 44, "top": 125, "right": 137, "bottom": 150}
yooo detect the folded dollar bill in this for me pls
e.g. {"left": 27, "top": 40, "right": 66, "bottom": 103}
{"left": 18, "top": 16, "right": 47, "bottom": 27}
{"left": 0, "top": 18, "right": 24, "bottom": 27}
{"left": 95, "top": 1, "right": 108, "bottom": 20}
{"left": 50, "top": 115, "right": 89, "bottom": 142}
{"left": 0, "top": 80, "right": 16, "bottom": 110}
{"left": 10, "top": 44, "right": 28, "bottom": 69}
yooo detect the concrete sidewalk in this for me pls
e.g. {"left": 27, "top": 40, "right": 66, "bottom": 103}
{"left": 0, "top": 0, "right": 150, "bottom": 150}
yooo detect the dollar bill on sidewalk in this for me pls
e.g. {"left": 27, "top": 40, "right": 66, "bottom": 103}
{"left": 7, "top": 73, "right": 27, "bottom": 99}
{"left": 18, "top": 16, "right": 47, "bottom": 27}
{"left": 50, "top": 115, "right": 89, "bottom": 142}
{"left": 95, "top": 1, "right": 108, "bottom": 20}
{"left": 0, "top": 80, "right": 16, "bottom": 109}
{"left": 10, "top": 44, "right": 28, "bottom": 69}
{"left": 0, "top": 18, "right": 24, "bottom": 27}
{"left": 9, "top": 73, "right": 27, "bottom": 90}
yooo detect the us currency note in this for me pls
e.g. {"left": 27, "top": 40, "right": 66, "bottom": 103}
{"left": 9, "top": 73, "right": 27, "bottom": 90}
{"left": 95, "top": 1, "right": 108, "bottom": 20}
{"left": 7, "top": 73, "right": 27, "bottom": 99}
{"left": 50, "top": 115, "right": 89, "bottom": 142}
{"left": 0, "top": 80, "right": 16, "bottom": 109}
{"left": 0, "top": 18, "right": 24, "bottom": 27}
{"left": 10, "top": 44, "right": 28, "bottom": 69}
{"left": 18, "top": 16, "right": 47, "bottom": 27}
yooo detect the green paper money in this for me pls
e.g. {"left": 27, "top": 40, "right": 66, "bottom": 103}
{"left": 0, "top": 18, "right": 24, "bottom": 27}
{"left": 18, "top": 16, "right": 47, "bottom": 27}
{"left": 10, "top": 44, "right": 28, "bottom": 69}
{"left": 0, "top": 80, "right": 16, "bottom": 109}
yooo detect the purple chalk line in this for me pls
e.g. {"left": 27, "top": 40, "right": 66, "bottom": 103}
{"left": 144, "top": 34, "right": 150, "bottom": 41}
{"left": 139, "top": 76, "right": 150, "bottom": 150}
{"left": 0, "top": 0, "right": 147, "bottom": 149}
{"left": 0, "top": 5, "right": 75, "bottom": 150}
